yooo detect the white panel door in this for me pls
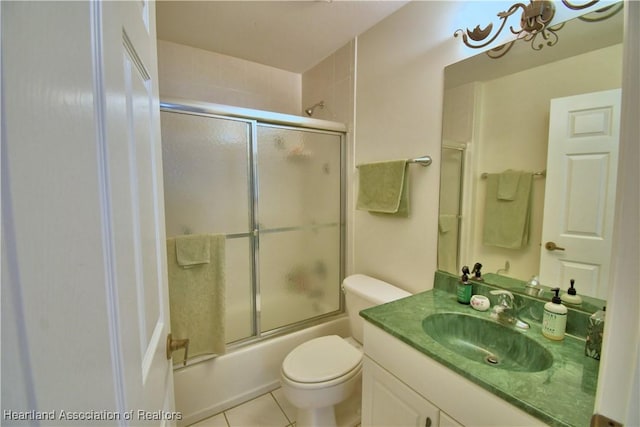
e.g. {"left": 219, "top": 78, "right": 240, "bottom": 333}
{"left": 540, "top": 89, "right": 621, "bottom": 299}
{"left": 99, "top": 0, "right": 175, "bottom": 420}
{"left": 1, "top": 0, "right": 174, "bottom": 423}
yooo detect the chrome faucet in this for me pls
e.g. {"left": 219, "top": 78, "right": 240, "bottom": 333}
{"left": 490, "top": 290, "right": 530, "bottom": 330}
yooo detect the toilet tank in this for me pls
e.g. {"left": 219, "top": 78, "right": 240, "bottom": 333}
{"left": 343, "top": 274, "right": 411, "bottom": 343}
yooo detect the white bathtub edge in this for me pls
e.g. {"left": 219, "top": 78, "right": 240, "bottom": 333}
{"left": 174, "top": 316, "right": 350, "bottom": 426}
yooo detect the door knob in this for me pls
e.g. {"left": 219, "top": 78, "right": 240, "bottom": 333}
{"left": 545, "top": 241, "right": 566, "bottom": 251}
{"left": 166, "top": 334, "right": 190, "bottom": 366}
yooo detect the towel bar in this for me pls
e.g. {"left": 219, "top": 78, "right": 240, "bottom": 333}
{"left": 481, "top": 170, "right": 546, "bottom": 179}
{"left": 408, "top": 155, "right": 432, "bottom": 167}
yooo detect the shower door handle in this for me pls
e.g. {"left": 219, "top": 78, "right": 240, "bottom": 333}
{"left": 166, "top": 333, "right": 190, "bottom": 366}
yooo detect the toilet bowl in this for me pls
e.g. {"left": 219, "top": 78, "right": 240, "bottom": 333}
{"left": 281, "top": 335, "right": 362, "bottom": 426}
{"left": 280, "top": 275, "right": 411, "bottom": 427}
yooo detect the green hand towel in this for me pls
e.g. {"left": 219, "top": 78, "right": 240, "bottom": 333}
{"left": 175, "top": 234, "right": 211, "bottom": 267}
{"left": 483, "top": 172, "right": 533, "bottom": 249}
{"left": 356, "top": 160, "right": 409, "bottom": 217}
{"left": 439, "top": 214, "right": 458, "bottom": 233}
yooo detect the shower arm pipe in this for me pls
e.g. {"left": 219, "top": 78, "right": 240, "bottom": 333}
{"left": 408, "top": 155, "right": 433, "bottom": 167}
{"left": 304, "top": 101, "right": 325, "bottom": 116}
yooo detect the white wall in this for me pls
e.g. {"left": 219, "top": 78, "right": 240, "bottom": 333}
{"left": 157, "top": 40, "right": 301, "bottom": 114}
{"left": 354, "top": 2, "right": 465, "bottom": 294}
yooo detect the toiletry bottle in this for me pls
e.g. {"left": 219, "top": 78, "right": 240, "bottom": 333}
{"left": 525, "top": 275, "right": 543, "bottom": 297}
{"left": 457, "top": 266, "right": 472, "bottom": 305}
{"left": 472, "top": 262, "right": 483, "bottom": 281}
{"left": 561, "top": 279, "right": 582, "bottom": 305}
{"left": 585, "top": 307, "right": 606, "bottom": 360}
{"left": 542, "top": 288, "right": 567, "bottom": 341}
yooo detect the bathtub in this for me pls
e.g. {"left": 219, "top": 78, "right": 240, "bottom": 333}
{"left": 173, "top": 316, "right": 349, "bottom": 426}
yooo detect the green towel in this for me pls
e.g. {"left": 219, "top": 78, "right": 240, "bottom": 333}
{"left": 167, "top": 234, "right": 226, "bottom": 363}
{"left": 175, "top": 234, "right": 210, "bottom": 267}
{"left": 497, "top": 169, "right": 521, "bottom": 200}
{"left": 356, "top": 160, "right": 409, "bottom": 217}
{"left": 438, "top": 214, "right": 458, "bottom": 233}
{"left": 483, "top": 171, "right": 533, "bottom": 249}
{"left": 438, "top": 214, "right": 459, "bottom": 272}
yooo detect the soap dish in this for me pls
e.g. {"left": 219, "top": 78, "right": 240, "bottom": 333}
{"left": 470, "top": 295, "right": 490, "bottom": 311}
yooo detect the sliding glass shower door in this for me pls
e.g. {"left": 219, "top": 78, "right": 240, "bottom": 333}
{"left": 256, "top": 124, "right": 343, "bottom": 333}
{"left": 161, "top": 111, "right": 255, "bottom": 343}
{"left": 160, "top": 106, "right": 344, "bottom": 347}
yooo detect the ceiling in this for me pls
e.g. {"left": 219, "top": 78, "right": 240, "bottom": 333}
{"left": 155, "top": 1, "right": 409, "bottom": 73}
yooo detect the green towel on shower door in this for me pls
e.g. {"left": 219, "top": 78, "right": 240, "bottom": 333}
{"left": 167, "top": 234, "right": 226, "bottom": 363}
{"left": 175, "top": 234, "right": 211, "bottom": 267}
{"left": 438, "top": 214, "right": 459, "bottom": 272}
{"left": 356, "top": 160, "right": 409, "bottom": 217}
{"left": 482, "top": 171, "right": 533, "bottom": 249}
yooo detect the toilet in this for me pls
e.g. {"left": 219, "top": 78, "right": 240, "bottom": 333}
{"left": 280, "top": 274, "right": 411, "bottom": 427}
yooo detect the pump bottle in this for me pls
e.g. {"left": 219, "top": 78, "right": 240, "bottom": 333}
{"left": 542, "top": 288, "right": 567, "bottom": 341}
{"left": 561, "top": 279, "right": 582, "bottom": 306}
{"left": 457, "top": 266, "right": 472, "bottom": 304}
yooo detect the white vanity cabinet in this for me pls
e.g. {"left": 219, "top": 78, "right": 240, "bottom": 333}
{"left": 439, "top": 412, "right": 464, "bottom": 427}
{"left": 362, "top": 322, "right": 545, "bottom": 427}
{"left": 362, "top": 356, "right": 443, "bottom": 427}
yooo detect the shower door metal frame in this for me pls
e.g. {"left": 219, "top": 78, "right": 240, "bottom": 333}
{"left": 439, "top": 143, "right": 466, "bottom": 273}
{"left": 160, "top": 100, "right": 347, "bottom": 358}
{"left": 252, "top": 121, "right": 346, "bottom": 341}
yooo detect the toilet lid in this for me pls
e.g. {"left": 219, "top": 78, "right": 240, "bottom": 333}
{"left": 282, "top": 335, "right": 363, "bottom": 384}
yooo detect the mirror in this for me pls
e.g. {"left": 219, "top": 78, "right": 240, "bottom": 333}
{"left": 438, "top": 4, "right": 624, "bottom": 312}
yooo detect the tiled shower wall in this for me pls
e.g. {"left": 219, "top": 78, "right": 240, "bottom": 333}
{"left": 301, "top": 40, "right": 356, "bottom": 276}
{"left": 302, "top": 40, "right": 355, "bottom": 126}
{"left": 157, "top": 38, "right": 356, "bottom": 126}
{"left": 157, "top": 39, "right": 302, "bottom": 115}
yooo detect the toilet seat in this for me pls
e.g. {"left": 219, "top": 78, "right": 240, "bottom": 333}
{"left": 282, "top": 335, "right": 363, "bottom": 384}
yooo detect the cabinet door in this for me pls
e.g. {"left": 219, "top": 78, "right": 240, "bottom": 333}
{"left": 440, "top": 411, "right": 464, "bottom": 427}
{"left": 362, "top": 357, "right": 439, "bottom": 427}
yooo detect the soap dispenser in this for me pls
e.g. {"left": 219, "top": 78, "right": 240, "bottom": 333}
{"left": 457, "top": 266, "right": 472, "bottom": 305}
{"left": 542, "top": 288, "right": 567, "bottom": 341}
{"left": 471, "top": 263, "right": 483, "bottom": 281}
{"left": 561, "top": 279, "right": 582, "bottom": 306}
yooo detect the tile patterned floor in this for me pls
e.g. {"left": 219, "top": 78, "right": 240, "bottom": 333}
{"left": 189, "top": 387, "right": 360, "bottom": 427}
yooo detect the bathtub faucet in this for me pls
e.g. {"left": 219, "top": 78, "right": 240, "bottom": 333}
{"left": 166, "top": 334, "right": 190, "bottom": 366}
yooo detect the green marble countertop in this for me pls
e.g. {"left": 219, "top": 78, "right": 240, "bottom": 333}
{"left": 360, "top": 289, "right": 600, "bottom": 427}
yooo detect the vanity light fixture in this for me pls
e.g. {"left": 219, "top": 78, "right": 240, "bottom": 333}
{"left": 454, "top": 0, "right": 610, "bottom": 59}
{"left": 577, "top": 2, "right": 624, "bottom": 23}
